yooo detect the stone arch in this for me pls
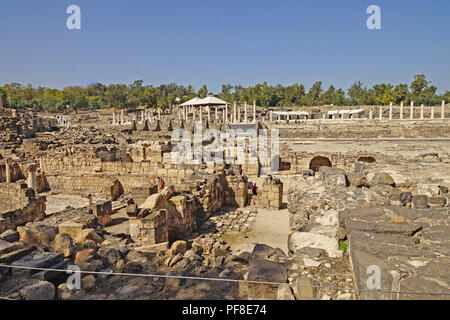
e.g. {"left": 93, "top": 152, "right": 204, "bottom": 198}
{"left": 309, "top": 156, "right": 332, "bottom": 172}
{"left": 358, "top": 156, "right": 376, "bottom": 163}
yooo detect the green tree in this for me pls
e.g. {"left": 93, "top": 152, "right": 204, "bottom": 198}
{"left": 63, "top": 86, "right": 89, "bottom": 113}
{"left": 308, "top": 81, "right": 323, "bottom": 106}
{"left": 105, "top": 84, "right": 128, "bottom": 109}
{"left": 197, "top": 85, "right": 208, "bottom": 98}
{"left": 393, "top": 84, "right": 409, "bottom": 104}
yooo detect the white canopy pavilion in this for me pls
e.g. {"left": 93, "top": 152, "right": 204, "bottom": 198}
{"left": 327, "top": 109, "right": 365, "bottom": 119}
{"left": 272, "top": 110, "right": 310, "bottom": 120}
{"left": 179, "top": 96, "right": 227, "bottom": 107}
{"left": 179, "top": 97, "right": 204, "bottom": 107}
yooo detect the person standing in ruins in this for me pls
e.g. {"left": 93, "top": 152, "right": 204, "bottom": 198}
{"left": 158, "top": 177, "right": 165, "bottom": 192}
{"left": 252, "top": 183, "right": 258, "bottom": 196}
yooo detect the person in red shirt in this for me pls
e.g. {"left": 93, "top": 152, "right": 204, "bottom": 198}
{"left": 252, "top": 183, "right": 257, "bottom": 196}
{"left": 158, "top": 177, "right": 165, "bottom": 192}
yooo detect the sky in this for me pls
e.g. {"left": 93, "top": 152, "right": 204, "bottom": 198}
{"left": 0, "top": 0, "right": 449, "bottom": 94}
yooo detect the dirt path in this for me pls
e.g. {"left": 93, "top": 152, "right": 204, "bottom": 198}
{"left": 221, "top": 207, "right": 290, "bottom": 255}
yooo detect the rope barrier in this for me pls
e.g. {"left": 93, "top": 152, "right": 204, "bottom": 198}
{"left": 1, "top": 263, "right": 449, "bottom": 297}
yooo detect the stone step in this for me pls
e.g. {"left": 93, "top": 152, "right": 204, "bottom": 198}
{"left": 0, "top": 245, "right": 37, "bottom": 264}
{"left": 11, "top": 250, "right": 64, "bottom": 278}
{"left": 31, "top": 259, "right": 71, "bottom": 286}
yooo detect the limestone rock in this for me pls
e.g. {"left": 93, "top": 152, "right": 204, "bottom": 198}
{"left": 20, "top": 281, "right": 55, "bottom": 300}
{"left": 51, "top": 233, "right": 75, "bottom": 258}
{"left": 17, "top": 224, "right": 58, "bottom": 248}
{"left": 371, "top": 172, "right": 395, "bottom": 187}
{"left": 412, "top": 195, "right": 429, "bottom": 209}
{"left": 277, "top": 284, "right": 295, "bottom": 300}
{"left": 74, "top": 228, "right": 103, "bottom": 244}
{"left": 288, "top": 231, "right": 343, "bottom": 258}
{"left": 170, "top": 240, "right": 187, "bottom": 256}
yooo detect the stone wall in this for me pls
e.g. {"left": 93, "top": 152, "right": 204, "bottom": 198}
{"left": 131, "top": 185, "right": 158, "bottom": 205}
{"left": 90, "top": 200, "right": 112, "bottom": 227}
{"left": 255, "top": 177, "right": 283, "bottom": 210}
{"left": 225, "top": 175, "right": 248, "bottom": 208}
{"left": 128, "top": 209, "right": 168, "bottom": 246}
{"left": 0, "top": 182, "right": 29, "bottom": 212}
{"left": 0, "top": 192, "right": 46, "bottom": 234}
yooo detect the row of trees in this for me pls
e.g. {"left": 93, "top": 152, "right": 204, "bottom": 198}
{"left": 0, "top": 75, "right": 448, "bottom": 112}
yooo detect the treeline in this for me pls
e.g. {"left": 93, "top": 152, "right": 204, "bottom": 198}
{"left": 0, "top": 75, "right": 448, "bottom": 112}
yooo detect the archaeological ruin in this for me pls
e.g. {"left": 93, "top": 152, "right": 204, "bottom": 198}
{"left": 0, "top": 100, "right": 449, "bottom": 301}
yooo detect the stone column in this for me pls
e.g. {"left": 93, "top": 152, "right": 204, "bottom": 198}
{"left": 112, "top": 111, "right": 116, "bottom": 125}
{"left": 400, "top": 101, "right": 404, "bottom": 120}
{"left": 410, "top": 101, "right": 414, "bottom": 119}
{"left": 120, "top": 109, "right": 124, "bottom": 125}
{"left": 141, "top": 110, "right": 145, "bottom": 124}
{"left": 379, "top": 106, "right": 383, "bottom": 120}
{"left": 420, "top": 104, "right": 424, "bottom": 120}
{"left": 207, "top": 106, "right": 211, "bottom": 124}
{"left": 5, "top": 161, "right": 11, "bottom": 184}
{"left": 244, "top": 102, "right": 248, "bottom": 123}
{"left": 158, "top": 108, "right": 161, "bottom": 120}
{"left": 233, "top": 102, "right": 237, "bottom": 123}
{"left": 253, "top": 101, "right": 256, "bottom": 123}
{"left": 431, "top": 106, "right": 434, "bottom": 119}
{"left": 215, "top": 107, "right": 218, "bottom": 121}
{"left": 225, "top": 104, "right": 229, "bottom": 122}
{"left": 237, "top": 105, "right": 241, "bottom": 123}
{"left": 192, "top": 107, "right": 196, "bottom": 122}
{"left": 27, "top": 165, "right": 37, "bottom": 192}
{"left": 199, "top": 106, "right": 203, "bottom": 123}
{"left": 369, "top": 109, "right": 373, "bottom": 120}
{"left": 270, "top": 111, "right": 273, "bottom": 122}
{"left": 442, "top": 100, "right": 445, "bottom": 119}
{"left": 389, "top": 102, "right": 393, "bottom": 120}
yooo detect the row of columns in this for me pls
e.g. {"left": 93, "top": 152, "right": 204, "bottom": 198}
{"left": 374, "top": 100, "right": 446, "bottom": 121}
{"left": 112, "top": 108, "right": 162, "bottom": 125}
{"left": 265, "top": 100, "right": 447, "bottom": 123}
{"left": 179, "top": 101, "right": 258, "bottom": 124}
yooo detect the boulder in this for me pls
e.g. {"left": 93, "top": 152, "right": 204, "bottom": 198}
{"left": 416, "top": 183, "right": 440, "bottom": 197}
{"left": 74, "top": 248, "right": 96, "bottom": 264}
{"left": 97, "top": 246, "right": 123, "bottom": 265}
{"left": 81, "top": 275, "right": 96, "bottom": 292}
{"left": 370, "top": 172, "right": 395, "bottom": 187}
{"left": 191, "top": 242, "right": 204, "bottom": 256}
{"left": 241, "top": 259, "right": 288, "bottom": 299}
{"left": 319, "top": 167, "right": 348, "bottom": 187}
{"left": 17, "top": 224, "right": 58, "bottom": 248}
{"left": 288, "top": 231, "right": 342, "bottom": 258}
{"left": 170, "top": 240, "right": 187, "bottom": 256}
{"left": 51, "top": 233, "right": 75, "bottom": 258}
{"left": 184, "top": 249, "right": 203, "bottom": 262}
{"left": 277, "top": 284, "right": 295, "bottom": 300}
{"left": 20, "top": 281, "right": 55, "bottom": 300}
{"left": 400, "top": 192, "right": 412, "bottom": 206}
{"left": 348, "top": 173, "right": 368, "bottom": 188}
{"left": 140, "top": 186, "right": 175, "bottom": 209}
{"left": 412, "top": 195, "right": 429, "bottom": 209}
{"left": 74, "top": 228, "right": 103, "bottom": 244}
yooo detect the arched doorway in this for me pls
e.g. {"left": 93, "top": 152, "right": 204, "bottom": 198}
{"left": 309, "top": 156, "right": 332, "bottom": 172}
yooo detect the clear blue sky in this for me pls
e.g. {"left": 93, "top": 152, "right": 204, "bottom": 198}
{"left": 1, "top": 0, "right": 449, "bottom": 93}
